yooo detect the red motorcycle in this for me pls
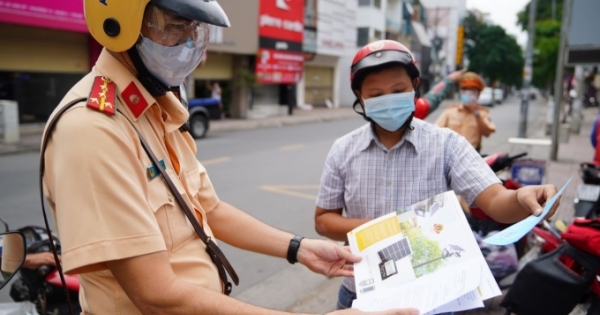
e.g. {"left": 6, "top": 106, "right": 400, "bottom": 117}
{"left": 501, "top": 218, "right": 600, "bottom": 315}
{"left": 465, "top": 152, "right": 537, "bottom": 290}
{"left": 0, "top": 216, "right": 81, "bottom": 315}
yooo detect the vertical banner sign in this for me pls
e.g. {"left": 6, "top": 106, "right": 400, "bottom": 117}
{"left": 455, "top": 25, "right": 464, "bottom": 68}
{"left": 303, "top": 0, "right": 317, "bottom": 61}
{"left": 256, "top": 0, "right": 305, "bottom": 84}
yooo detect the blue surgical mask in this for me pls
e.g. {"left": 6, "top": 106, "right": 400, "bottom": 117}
{"left": 363, "top": 92, "right": 416, "bottom": 132}
{"left": 460, "top": 91, "right": 478, "bottom": 104}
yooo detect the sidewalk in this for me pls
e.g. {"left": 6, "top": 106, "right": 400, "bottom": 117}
{"left": 0, "top": 106, "right": 359, "bottom": 156}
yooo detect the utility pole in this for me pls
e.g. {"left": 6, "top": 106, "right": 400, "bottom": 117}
{"left": 518, "top": 0, "right": 537, "bottom": 138}
{"left": 552, "top": 0, "right": 556, "bottom": 21}
{"left": 550, "top": 0, "right": 572, "bottom": 161}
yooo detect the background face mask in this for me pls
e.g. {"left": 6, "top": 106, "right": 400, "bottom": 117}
{"left": 363, "top": 91, "right": 416, "bottom": 132}
{"left": 136, "top": 24, "right": 209, "bottom": 87}
{"left": 460, "top": 91, "right": 478, "bottom": 105}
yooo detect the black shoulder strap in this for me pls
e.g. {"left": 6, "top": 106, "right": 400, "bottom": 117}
{"left": 38, "top": 96, "right": 87, "bottom": 315}
{"left": 39, "top": 97, "right": 238, "bottom": 301}
{"left": 125, "top": 118, "right": 238, "bottom": 293}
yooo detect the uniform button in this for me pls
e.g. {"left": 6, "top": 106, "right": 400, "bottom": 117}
{"left": 168, "top": 195, "right": 173, "bottom": 202}
{"left": 388, "top": 156, "right": 393, "bottom": 161}
{"left": 386, "top": 180, "right": 391, "bottom": 185}
{"left": 386, "top": 203, "right": 391, "bottom": 208}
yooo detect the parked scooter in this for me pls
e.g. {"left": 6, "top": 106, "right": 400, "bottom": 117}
{"left": 466, "top": 152, "right": 529, "bottom": 287}
{"left": 501, "top": 218, "right": 600, "bottom": 315}
{"left": 0, "top": 216, "right": 80, "bottom": 315}
{"left": 575, "top": 163, "right": 600, "bottom": 219}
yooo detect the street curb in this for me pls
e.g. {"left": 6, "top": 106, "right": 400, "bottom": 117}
{"left": 0, "top": 110, "right": 360, "bottom": 156}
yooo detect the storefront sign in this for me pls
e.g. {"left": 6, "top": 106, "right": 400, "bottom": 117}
{"left": 257, "top": 0, "right": 305, "bottom": 83}
{"left": 255, "top": 48, "right": 304, "bottom": 84}
{"left": 258, "top": 0, "right": 305, "bottom": 52}
{"left": 303, "top": 0, "right": 317, "bottom": 55}
{"left": 0, "top": 0, "right": 86, "bottom": 33}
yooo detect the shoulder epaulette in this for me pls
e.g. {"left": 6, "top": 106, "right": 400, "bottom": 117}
{"left": 87, "top": 76, "right": 116, "bottom": 116}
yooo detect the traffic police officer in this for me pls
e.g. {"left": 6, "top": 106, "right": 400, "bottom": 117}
{"left": 41, "top": 0, "right": 419, "bottom": 314}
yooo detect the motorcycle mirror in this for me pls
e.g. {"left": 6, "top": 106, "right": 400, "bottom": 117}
{"left": 0, "top": 231, "right": 26, "bottom": 290}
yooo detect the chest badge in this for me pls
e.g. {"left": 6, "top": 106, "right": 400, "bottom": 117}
{"left": 147, "top": 159, "right": 166, "bottom": 180}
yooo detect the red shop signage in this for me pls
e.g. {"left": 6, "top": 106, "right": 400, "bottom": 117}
{"left": 258, "top": 0, "right": 304, "bottom": 51}
{"left": 0, "top": 0, "right": 86, "bottom": 32}
{"left": 255, "top": 48, "right": 304, "bottom": 84}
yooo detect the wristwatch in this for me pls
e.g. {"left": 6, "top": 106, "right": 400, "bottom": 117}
{"left": 286, "top": 235, "right": 304, "bottom": 264}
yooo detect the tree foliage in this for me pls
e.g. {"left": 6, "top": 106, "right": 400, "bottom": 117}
{"left": 516, "top": 0, "right": 563, "bottom": 90}
{"left": 462, "top": 12, "right": 525, "bottom": 88}
{"left": 517, "top": 0, "right": 563, "bottom": 31}
{"left": 532, "top": 20, "right": 560, "bottom": 90}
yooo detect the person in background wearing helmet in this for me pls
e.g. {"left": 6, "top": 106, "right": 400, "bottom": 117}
{"left": 41, "top": 2, "right": 419, "bottom": 315}
{"left": 314, "top": 40, "right": 560, "bottom": 310}
{"left": 435, "top": 72, "right": 496, "bottom": 152}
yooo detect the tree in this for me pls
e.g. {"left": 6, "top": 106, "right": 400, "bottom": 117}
{"left": 516, "top": 0, "right": 563, "bottom": 91}
{"left": 517, "top": 0, "right": 563, "bottom": 31}
{"left": 463, "top": 16, "right": 525, "bottom": 90}
{"left": 532, "top": 20, "right": 561, "bottom": 91}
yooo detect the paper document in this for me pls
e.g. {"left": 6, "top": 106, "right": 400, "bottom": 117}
{"left": 347, "top": 191, "right": 501, "bottom": 314}
{"left": 483, "top": 178, "right": 572, "bottom": 245}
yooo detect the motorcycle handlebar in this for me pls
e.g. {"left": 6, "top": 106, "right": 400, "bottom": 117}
{"left": 507, "top": 152, "right": 528, "bottom": 161}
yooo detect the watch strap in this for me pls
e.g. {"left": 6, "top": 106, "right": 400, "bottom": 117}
{"left": 287, "top": 235, "right": 304, "bottom": 264}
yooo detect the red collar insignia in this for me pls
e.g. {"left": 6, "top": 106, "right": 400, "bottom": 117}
{"left": 87, "top": 76, "right": 116, "bottom": 116}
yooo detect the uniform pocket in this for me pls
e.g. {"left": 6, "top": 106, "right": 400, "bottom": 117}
{"left": 147, "top": 179, "right": 175, "bottom": 250}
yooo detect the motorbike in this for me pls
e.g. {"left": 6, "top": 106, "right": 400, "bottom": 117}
{"left": 574, "top": 163, "right": 600, "bottom": 220}
{"left": 501, "top": 218, "right": 600, "bottom": 315}
{"left": 0, "top": 216, "right": 80, "bottom": 315}
{"left": 466, "top": 152, "right": 530, "bottom": 288}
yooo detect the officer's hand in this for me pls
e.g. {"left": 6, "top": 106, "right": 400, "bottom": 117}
{"left": 296, "top": 239, "right": 361, "bottom": 277}
{"left": 327, "top": 308, "right": 420, "bottom": 315}
{"left": 516, "top": 184, "right": 560, "bottom": 219}
{"left": 447, "top": 68, "right": 467, "bottom": 83}
{"left": 23, "top": 252, "right": 59, "bottom": 269}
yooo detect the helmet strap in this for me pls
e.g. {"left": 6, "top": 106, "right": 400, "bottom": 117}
{"left": 127, "top": 46, "right": 174, "bottom": 97}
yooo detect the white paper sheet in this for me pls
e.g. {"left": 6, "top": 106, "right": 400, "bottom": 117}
{"left": 423, "top": 290, "right": 484, "bottom": 314}
{"left": 351, "top": 260, "right": 482, "bottom": 314}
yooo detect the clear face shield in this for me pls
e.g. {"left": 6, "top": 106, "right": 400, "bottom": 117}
{"left": 136, "top": 4, "right": 212, "bottom": 87}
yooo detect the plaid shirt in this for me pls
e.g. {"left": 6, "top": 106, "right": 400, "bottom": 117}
{"left": 316, "top": 119, "right": 500, "bottom": 292}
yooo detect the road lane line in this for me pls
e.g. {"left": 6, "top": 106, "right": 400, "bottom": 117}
{"left": 280, "top": 144, "right": 305, "bottom": 151}
{"left": 200, "top": 156, "right": 231, "bottom": 166}
{"left": 260, "top": 185, "right": 318, "bottom": 200}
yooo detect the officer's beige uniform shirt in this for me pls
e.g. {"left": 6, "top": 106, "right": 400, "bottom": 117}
{"left": 434, "top": 103, "right": 496, "bottom": 149}
{"left": 43, "top": 49, "right": 222, "bottom": 314}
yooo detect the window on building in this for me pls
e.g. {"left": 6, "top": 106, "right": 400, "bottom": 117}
{"left": 373, "top": 0, "right": 381, "bottom": 8}
{"left": 209, "top": 26, "right": 223, "bottom": 44}
{"left": 374, "top": 30, "right": 382, "bottom": 40}
{"left": 358, "top": 0, "right": 371, "bottom": 6}
{"left": 357, "top": 27, "right": 369, "bottom": 47}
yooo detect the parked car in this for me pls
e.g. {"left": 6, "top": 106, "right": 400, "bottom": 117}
{"left": 493, "top": 88, "right": 504, "bottom": 104}
{"left": 478, "top": 87, "right": 494, "bottom": 107}
{"left": 187, "top": 98, "right": 221, "bottom": 139}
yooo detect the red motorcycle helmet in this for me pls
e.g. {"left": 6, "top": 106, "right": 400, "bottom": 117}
{"left": 350, "top": 40, "right": 421, "bottom": 93}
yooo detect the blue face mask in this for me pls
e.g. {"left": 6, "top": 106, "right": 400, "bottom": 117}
{"left": 363, "top": 92, "right": 416, "bottom": 132}
{"left": 460, "top": 91, "right": 478, "bottom": 104}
